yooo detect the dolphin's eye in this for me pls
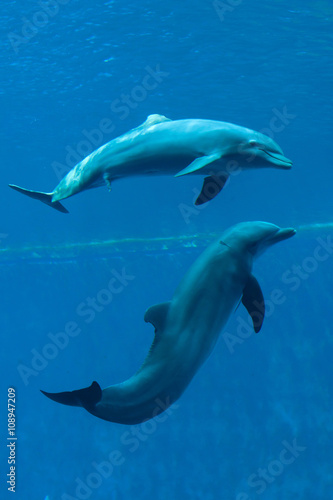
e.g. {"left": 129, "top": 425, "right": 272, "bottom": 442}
{"left": 249, "top": 140, "right": 257, "bottom": 147}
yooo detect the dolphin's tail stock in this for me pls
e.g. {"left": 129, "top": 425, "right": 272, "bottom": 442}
{"left": 41, "top": 381, "right": 102, "bottom": 411}
{"left": 8, "top": 184, "right": 69, "bottom": 213}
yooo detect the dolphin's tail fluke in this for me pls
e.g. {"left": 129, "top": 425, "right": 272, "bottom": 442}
{"left": 41, "top": 381, "right": 102, "bottom": 411}
{"left": 9, "top": 184, "right": 69, "bottom": 214}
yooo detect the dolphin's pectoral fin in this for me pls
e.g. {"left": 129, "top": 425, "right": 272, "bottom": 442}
{"left": 41, "top": 381, "right": 102, "bottom": 411}
{"left": 144, "top": 301, "right": 171, "bottom": 334}
{"left": 235, "top": 298, "right": 242, "bottom": 312}
{"left": 241, "top": 275, "right": 265, "bottom": 333}
{"left": 9, "top": 185, "right": 69, "bottom": 213}
{"left": 195, "top": 174, "right": 229, "bottom": 205}
{"left": 175, "top": 152, "right": 222, "bottom": 177}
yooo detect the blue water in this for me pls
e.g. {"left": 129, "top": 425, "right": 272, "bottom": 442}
{"left": 1, "top": 0, "right": 333, "bottom": 498}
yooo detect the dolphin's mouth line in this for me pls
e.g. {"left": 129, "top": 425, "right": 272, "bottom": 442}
{"left": 221, "top": 227, "right": 296, "bottom": 257}
{"left": 265, "top": 227, "right": 297, "bottom": 244}
{"left": 259, "top": 149, "right": 292, "bottom": 168}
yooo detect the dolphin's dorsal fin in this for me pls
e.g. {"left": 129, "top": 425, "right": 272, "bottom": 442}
{"left": 142, "top": 114, "right": 171, "bottom": 127}
{"left": 120, "top": 115, "right": 172, "bottom": 145}
{"left": 241, "top": 275, "right": 265, "bottom": 333}
{"left": 175, "top": 152, "right": 222, "bottom": 177}
{"left": 144, "top": 302, "right": 171, "bottom": 334}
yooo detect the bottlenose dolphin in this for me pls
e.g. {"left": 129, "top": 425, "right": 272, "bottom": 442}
{"left": 41, "top": 221, "right": 296, "bottom": 424}
{"left": 9, "top": 115, "right": 292, "bottom": 213}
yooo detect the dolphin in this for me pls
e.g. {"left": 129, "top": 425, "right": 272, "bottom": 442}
{"left": 41, "top": 221, "right": 296, "bottom": 424}
{"left": 9, "top": 114, "right": 292, "bottom": 213}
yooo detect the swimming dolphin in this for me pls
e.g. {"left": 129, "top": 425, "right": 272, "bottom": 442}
{"left": 41, "top": 221, "right": 296, "bottom": 424}
{"left": 9, "top": 115, "right": 292, "bottom": 213}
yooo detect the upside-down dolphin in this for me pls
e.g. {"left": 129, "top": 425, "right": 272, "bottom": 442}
{"left": 41, "top": 221, "right": 296, "bottom": 424}
{"left": 9, "top": 115, "right": 292, "bottom": 213}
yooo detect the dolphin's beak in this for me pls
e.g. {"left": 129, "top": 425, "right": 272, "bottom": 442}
{"left": 260, "top": 150, "right": 293, "bottom": 169}
{"left": 267, "top": 227, "right": 296, "bottom": 245}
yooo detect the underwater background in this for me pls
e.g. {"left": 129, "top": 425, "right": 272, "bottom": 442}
{"left": 1, "top": 0, "right": 333, "bottom": 498}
